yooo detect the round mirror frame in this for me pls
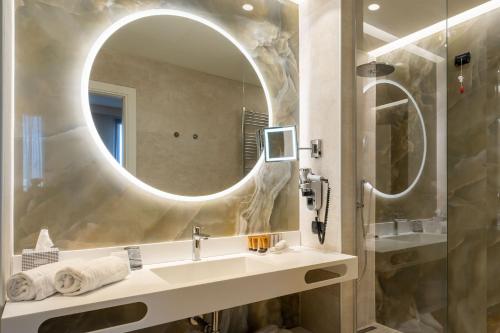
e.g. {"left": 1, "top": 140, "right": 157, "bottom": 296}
{"left": 362, "top": 79, "right": 427, "bottom": 199}
{"left": 81, "top": 10, "right": 273, "bottom": 202}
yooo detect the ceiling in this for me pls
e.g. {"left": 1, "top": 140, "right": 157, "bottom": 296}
{"left": 101, "top": 15, "right": 261, "bottom": 86}
{"left": 363, "top": 0, "right": 489, "bottom": 47}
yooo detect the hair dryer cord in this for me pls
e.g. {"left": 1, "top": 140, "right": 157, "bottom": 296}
{"left": 317, "top": 182, "right": 331, "bottom": 245}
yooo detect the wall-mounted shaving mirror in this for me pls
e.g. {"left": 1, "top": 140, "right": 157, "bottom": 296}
{"left": 363, "top": 80, "right": 427, "bottom": 199}
{"left": 84, "top": 12, "right": 271, "bottom": 198}
{"left": 264, "top": 126, "right": 298, "bottom": 162}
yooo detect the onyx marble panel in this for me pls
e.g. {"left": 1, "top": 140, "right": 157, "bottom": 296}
{"left": 447, "top": 6, "right": 500, "bottom": 333}
{"left": 448, "top": 6, "right": 500, "bottom": 333}
{"left": 14, "top": 0, "right": 299, "bottom": 252}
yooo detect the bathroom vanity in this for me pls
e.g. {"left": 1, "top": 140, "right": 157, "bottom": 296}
{"left": 2, "top": 239, "right": 357, "bottom": 333}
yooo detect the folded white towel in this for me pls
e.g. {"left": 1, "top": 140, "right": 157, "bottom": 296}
{"left": 54, "top": 256, "right": 129, "bottom": 296}
{"left": 7, "top": 260, "right": 79, "bottom": 302}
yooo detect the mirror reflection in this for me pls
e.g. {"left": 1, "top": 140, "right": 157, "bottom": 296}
{"left": 88, "top": 15, "right": 269, "bottom": 196}
{"left": 368, "top": 82, "right": 426, "bottom": 196}
{"left": 89, "top": 93, "right": 125, "bottom": 167}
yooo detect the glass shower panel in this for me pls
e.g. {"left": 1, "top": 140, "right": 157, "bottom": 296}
{"left": 355, "top": 0, "right": 448, "bottom": 332}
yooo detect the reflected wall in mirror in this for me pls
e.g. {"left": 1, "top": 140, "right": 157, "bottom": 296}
{"left": 88, "top": 14, "right": 269, "bottom": 197}
{"left": 364, "top": 80, "right": 426, "bottom": 198}
{"left": 264, "top": 127, "right": 298, "bottom": 162}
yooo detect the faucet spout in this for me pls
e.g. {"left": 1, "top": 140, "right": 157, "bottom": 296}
{"left": 192, "top": 226, "right": 210, "bottom": 261}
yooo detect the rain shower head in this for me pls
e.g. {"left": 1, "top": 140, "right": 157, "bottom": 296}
{"left": 356, "top": 61, "right": 395, "bottom": 77}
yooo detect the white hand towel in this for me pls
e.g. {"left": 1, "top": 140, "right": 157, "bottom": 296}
{"left": 54, "top": 256, "right": 129, "bottom": 296}
{"left": 7, "top": 260, "right": 79, "bottom": 302}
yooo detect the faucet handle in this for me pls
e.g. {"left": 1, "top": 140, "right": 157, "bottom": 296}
{"left": 192, "top": 225, "right": 210, "bottom": 239}
{"left": 193, "top": 225, "right": 201, "bottom": 235}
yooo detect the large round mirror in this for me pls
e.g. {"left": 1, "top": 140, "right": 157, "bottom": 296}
{"left": 83, "top": 11, "right": 271, "bottom": 199}
{"left": 363, "top": 80, "right": 427, "bottom": 199}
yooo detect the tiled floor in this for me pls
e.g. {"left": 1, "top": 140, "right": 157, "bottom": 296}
{"left": 358, "top": 323, "right": 401, "bottom": 333}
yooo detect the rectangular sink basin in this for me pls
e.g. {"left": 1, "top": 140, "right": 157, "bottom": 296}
{"left": 151, "top": 257, "right": 274, "bottom": 286}
{"left": 386, "top": 233, "right": 446, "bottom": 243}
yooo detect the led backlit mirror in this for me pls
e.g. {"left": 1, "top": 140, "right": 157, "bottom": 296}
{"left": 264, "top": 126, "right": 298, "bottom": 162}
{"left": 84, "top": 12, "right": 272, "bottom": 199}
{"left": 363, "top": 80, "right": 427, "bottom": 199}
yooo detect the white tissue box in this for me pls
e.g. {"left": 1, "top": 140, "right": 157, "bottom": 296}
{"left": 21, "top": 248, "right": 59, "bottom": 271}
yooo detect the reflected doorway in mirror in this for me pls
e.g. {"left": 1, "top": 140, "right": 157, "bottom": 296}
{"left": 89, "top": 81, "right": 137, "bottom": 175}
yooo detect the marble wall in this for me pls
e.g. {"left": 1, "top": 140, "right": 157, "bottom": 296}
{"left": 13, "top": 0, "right": 299, "bottom": 253}
{"left": 447, "top": 5, "right": 500, "bottom": 333}
{"left": 91, "top": 49, "right": 267, "bottom": 196}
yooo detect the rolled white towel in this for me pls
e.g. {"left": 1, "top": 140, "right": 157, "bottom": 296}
{"left": 7, "top": 260, "right": 79, "bottom": 302}
{"left": 54, "top": 256, "right": 129, "bottom": 296}
{"left": 269, "top": 240, "right": 289, "bottom": 253}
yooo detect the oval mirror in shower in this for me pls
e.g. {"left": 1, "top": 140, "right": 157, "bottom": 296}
{"left": 82, "top": 11, "right": 271, "bottom": 199}
{"left": 363, "top": 79, "right": 427, "bottom": 199}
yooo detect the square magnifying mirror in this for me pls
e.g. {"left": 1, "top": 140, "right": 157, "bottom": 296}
{"left": 263, "top": 126, "right": 298, "bottom": 162}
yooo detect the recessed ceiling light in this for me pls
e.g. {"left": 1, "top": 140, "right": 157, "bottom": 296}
{"left": 242, "top": 3, "right": 254, "bottom": 12}
{"left": 368, "top": 3, "right": 380, "bottom": 11}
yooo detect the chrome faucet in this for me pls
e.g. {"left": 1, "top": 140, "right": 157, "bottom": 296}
{"left": 192, "top": 226, "right": 210, "bottom": 261}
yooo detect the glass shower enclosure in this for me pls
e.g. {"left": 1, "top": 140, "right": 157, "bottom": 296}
{"left": 355, "top": 0, "right": 500, "bottom": 332}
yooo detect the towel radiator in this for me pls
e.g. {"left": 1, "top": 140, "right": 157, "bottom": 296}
{"left": 241, "top": 108, "right": 269, "bottom": 175}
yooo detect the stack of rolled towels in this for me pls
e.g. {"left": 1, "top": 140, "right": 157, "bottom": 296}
{"left": 7, "top": 256, "right": 129, "bottom": 302}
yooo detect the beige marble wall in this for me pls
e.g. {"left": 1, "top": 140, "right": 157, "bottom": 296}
{"left": 91, "top": 49, "right": 267, "bottom": 196}
{"left": 13, "top": 0, "right": 299, "bottom": 253}
{"left": 299, "top": 0, "right": 357, "bottom": 332}
{"left": 299, "top": 0, "right": 342, "bottom": 252}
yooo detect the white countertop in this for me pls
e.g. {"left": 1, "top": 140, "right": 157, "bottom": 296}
{"left": 2, "top": 247, "right": 357, "bottom": 333}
